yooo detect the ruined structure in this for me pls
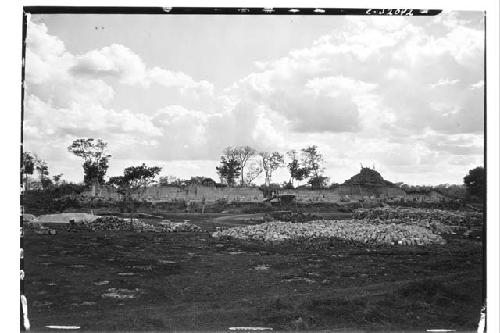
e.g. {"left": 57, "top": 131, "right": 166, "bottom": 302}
{"left": 83, "top": 167, "right": 443, "bottom": 203}
{"left": 334, "top": 167, "right": 406, "bottom": 199}
{"left": 280, "top": 167, "right": 405, "bottom": 202}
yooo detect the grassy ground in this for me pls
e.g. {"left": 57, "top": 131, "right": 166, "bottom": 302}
{"left": 24, "top": 213, "right": 483, "bottom": 332}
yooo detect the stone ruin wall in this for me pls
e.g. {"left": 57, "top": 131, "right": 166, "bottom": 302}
{"left": 279, "top": 185, "right": 406, "bottom": 203}
{"left": 86, "top": 184, "right": 406, "bottom": 203}
{"left": 140, "top": 185, "right": 263, "bottom": 203}
{"left": 333, "top": 185, "right": 406, "bottom": 198}
{"left": 280, "top": 189, "right": 342, "bottom": 202}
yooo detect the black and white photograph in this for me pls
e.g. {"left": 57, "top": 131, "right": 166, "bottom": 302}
{"left": 8, "top": 1, "right": 499, "bottom": 332}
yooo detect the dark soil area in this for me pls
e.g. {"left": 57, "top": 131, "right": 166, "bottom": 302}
{"left": 23, "top": 213, "right": 483, "bottom": 332}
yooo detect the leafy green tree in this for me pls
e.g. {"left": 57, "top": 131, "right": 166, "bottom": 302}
{"left": 301, "top": 145, "right": 325, "bottom": 185}
{"left": 68, "top": 138, "right": 111, "bottom": 191}
{"left": 216, "top": 154, "right": 241, "bottom": 186}
{"left": 108, "top": 163, "right": 162, "bottom": 211}
{"left": 286, "top": 150, "right": 309, "bottom": 187}
{"left": 464, "top": 166, "right": 485, "bottom": 201}
{"left": 308, "top": 175, "right": 330, "bottom": 189}
{"left": 22, "top": 152, "right": 36, "bottom": 190}
{"left": 260, "top": 152, "right": 284, "bottom": 186}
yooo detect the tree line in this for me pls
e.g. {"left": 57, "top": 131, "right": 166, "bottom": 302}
{"left": 215, "top": 145, "right": 328, "bottom": 189}
{"left": 22, "top": 138, "right": 485, "bottom": 202}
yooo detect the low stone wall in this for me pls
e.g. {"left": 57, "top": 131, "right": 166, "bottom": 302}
{"left": 84, "top": 184, "right": 422, "bottom": 204}
{"left": 280, "top": 189, "right": 342, "bottom": 202}
{"left": 279, "top": 185, "right": 405, "bottom": 203}
{"left": 142, "top": 185, "right": 263, "bottom": 203}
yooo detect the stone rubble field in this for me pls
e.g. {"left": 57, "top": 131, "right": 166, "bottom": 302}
{"left": 353, "top": 207, "right": 483, "bottom": 227}
{"left": 212, "top": 207, "right": 484, "bottom": 246}
{"left": 24, "top": 214, "right": 205, "bottom": 233}
{"left": 211, "top": 220, "right": 446, "bottom": 246}
{"left": 79, "top": 216, "right": 205, "bottom": 233}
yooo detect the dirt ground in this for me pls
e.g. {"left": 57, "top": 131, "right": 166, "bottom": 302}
{"left": 23, "top": 213, "right": 483, "bottom": 332}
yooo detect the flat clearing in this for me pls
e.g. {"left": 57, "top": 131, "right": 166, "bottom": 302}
{"left": 24, "top": 213, "right": 483, "bottom": 331}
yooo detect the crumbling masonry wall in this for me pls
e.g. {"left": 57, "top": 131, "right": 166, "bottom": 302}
{"left": 85, "top": 184, "right": 407, "bottom": 203}
{"left": 141, "top": 185, "right": 263, "bottom": 202}
{"left": 279, "top": 185, "right": 405, "bottom": 203}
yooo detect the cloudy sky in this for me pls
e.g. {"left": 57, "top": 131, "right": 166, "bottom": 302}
{"left": 23, "top": 11, "right": 484, "bottom": 186}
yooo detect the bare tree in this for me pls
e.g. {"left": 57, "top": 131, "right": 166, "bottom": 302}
{"left": 260, "top": 152, "right": 284, "bottom": 186}
{"left": 244, "top": 159, "right": 263, "bottom": 185}
{"left": 233, "top": 146, "right": 257, "bottom": 186}
{"left": 34, "top": 154, "right": 50, "bottom": 189}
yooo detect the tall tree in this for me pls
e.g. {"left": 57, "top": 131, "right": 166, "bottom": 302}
{"left": 300, "top": 145, "right": 326, "bottom": 188}
{"left": 244, "top": 159, "right": 263, "bottom": 185}
{"left": 68, "top": 138, "right": 111, "bottom": 194}
{"left": 260, "top": 152, "right": 284, "bottom": 186}
{"left": 286, "top": 150, "right": 309, "bottom": 187}
{"left": 464, "top": 166, "right": 485, "bottom": 201}
{"left": 108, "top": 163, "right": 162, "bottom": 211}
{"left": 216, "top": 154, "right": 241, "bottom": 186}
{"left": 22, "top": 152, "right": 35, "bottom": 190}
{"left": 232, "top": 146, "right": 257, "bottom": 186}
{"left": 33, "top": 155, "right": 50, "bottom": 189}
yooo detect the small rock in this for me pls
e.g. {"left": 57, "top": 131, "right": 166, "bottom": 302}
{"left": 158, "top": 260, "right": 177, "bottom": 264}
{"left": 102, "top": 288, "right": 140, "bottom": 299}
{"left": 254, "top": 264, "right": 271, "bottom": 271}
{"left": 130, "top": 265, "right": 153, "bottom": 271}
{"left": 94, "top": 280, "right": 110, "bottom": 286}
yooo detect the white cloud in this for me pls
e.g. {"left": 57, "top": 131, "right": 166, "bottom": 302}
{"left": 23, "top": 13, "right": 484, "bottom": 185}
{"left": 469, "top": 80, "right": 484, "bottom": 89}
{"left": 429, "top": 78, "right": 460, "bottom": 88}
{"left": 147, "top": 67, "right": 214, "bottom": 96}
{"left": 71, "top": 44, "right": 147, "bottom": 85}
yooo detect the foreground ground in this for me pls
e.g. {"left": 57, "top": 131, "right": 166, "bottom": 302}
{"left": 24, "top": 213, "right": 483, "bottom": 332}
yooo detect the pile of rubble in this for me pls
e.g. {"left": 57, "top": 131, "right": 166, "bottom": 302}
{"left": 79, "top": 216, "right": 204, "bottom": 233}
{"left": 353, "top": 207, "right": 483, "bottom": 227}
{"left": 211, "top": 220, "right": 445, "bottom": 246}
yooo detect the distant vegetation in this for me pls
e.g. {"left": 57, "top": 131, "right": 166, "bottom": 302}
{"left": 22, "top": 138, "right": 485, "bottom": 213}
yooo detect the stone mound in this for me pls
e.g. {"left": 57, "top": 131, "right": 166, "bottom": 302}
{"left": 212, "top": 220, "right": 445, "bottom": 246}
